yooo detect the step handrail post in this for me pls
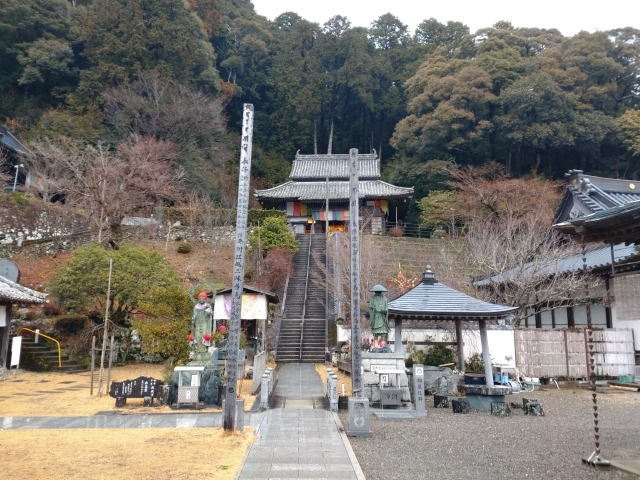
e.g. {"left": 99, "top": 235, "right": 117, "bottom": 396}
{"left": 16, "top": 327, "right": 62, "bottom": 368}
{"left": 299, "top": 234, "right": 313, "bottom": 361}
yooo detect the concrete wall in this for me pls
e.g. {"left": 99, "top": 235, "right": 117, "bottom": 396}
{"left": 337, "top": 324, "right": 516, "bottom": 369}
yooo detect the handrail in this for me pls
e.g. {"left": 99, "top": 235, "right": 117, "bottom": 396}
{"left": 299, "top": 235, "right": 313, "bottom": 361}
{"left": 15, "top": 327, "right": 62, "bottom": 367}
{"left": 274, "top": 274, "right": 290, "bottom": 350}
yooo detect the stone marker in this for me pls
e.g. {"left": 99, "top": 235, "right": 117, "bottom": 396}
{"left": 143, "top": 396, "right": 152, "bottom": 407}
{"left": 452, "top": 398, "right": 470, "bottom": 414}
{"left": 260, "top": 373, "right": 269, "bottom": 409}
{"left": 412, "top": 364, "right": 426, "bottom": 416}
{"left": 115, "top": 397, "right": 126, "bottom": 408}
{"left": 330, "top": 374, "right": 339, "bottom": 411}
{"left": 236, "top": 398, "right": 245, "bottom": 429}
{"left": 346, "top": 397, "right": 372, "bottom": 437}
{"left": 524, "top": 402, "right": 545, "bottom": 416}
{"left": 434, "top": 394, "right": 450, "bottom": 408}
{"left": 491, "top": 402, "right": 511, "bottom": 417}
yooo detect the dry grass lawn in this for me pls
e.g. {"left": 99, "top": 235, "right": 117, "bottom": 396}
{"left": 0, "top": 428, "right": 255, "bottom": 479}
{"left": 0, "top": 364, "right": 257, "bottom": 417}
{"left": 315, "top": 363, "right": 352, "bottom": 396}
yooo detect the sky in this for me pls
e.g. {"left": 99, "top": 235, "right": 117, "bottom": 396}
{"left": 250, "top": 0, "right": 639, "bottom": 37}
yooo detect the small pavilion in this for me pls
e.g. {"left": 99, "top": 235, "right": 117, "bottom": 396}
{"left": 387, "top": 266, "right": 516, "bottom": 387}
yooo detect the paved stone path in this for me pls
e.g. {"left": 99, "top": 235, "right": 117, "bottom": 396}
{"left": 0, "top": 413, "right": 263, "bottom": 430}
{"left": 239, "top": 363, "right": 362, "bottom": 480}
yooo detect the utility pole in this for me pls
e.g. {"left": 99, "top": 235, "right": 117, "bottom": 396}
{"left": 224, "top": 104, "right": 254, "bottom": 431}
{"left": 97, "top": 258, "right": 113, "bottom": 396}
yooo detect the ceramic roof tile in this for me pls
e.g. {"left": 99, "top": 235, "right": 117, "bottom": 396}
{"left": 475, "top": 243, "right": 638, "bottom": 286}
{"left": 255, "top": 180, "right": 413, "bottom": 201}
{"left": 388, "top": 279, "right": 516, "bottom": 318}
{"left": 290, "top": 154, "right": 379, "bottom": 180}
{"left": 0, "top": 276, "right": 47, "bottom": 304}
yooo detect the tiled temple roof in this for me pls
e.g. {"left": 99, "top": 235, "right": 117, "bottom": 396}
{"left": 0, "top": 127, "right": 31, "bottom": 156}
{"left": 290, "top": 153, "right": 379, "bottom": 180}
{"left": 563, "top": 170, "right": 640, "bottom": 215}
{"left": 255, "top": 180, "right": 413, "bottom": 202}
{"left": 475, "top": 243, "right": 638, "bottom": 286}
{"left": 0, "top": 276, "right": 47, "bottom": 304}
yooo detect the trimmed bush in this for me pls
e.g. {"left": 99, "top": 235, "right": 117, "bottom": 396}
{"left": 55, "top": 315, "right": 86, "bottom": 334}
{"left": 176, "top": 242, "right": 192, "bottom": 254}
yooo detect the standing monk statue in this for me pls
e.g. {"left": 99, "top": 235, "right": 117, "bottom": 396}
{"left": 368, "top": 284, "right": 390, "bottom": 341}
{"left": 190, "top": 289, "right": 214, "bottom": 362}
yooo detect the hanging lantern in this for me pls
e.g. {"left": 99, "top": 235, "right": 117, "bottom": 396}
{"left": 218, "top": 325, "right": 227, "bottom": 332}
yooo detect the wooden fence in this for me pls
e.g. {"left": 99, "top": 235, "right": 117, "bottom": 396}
{"left": 514, "top": 328, "right": 635, "bottom": 379}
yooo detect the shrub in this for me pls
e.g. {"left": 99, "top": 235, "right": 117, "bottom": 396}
{"left": 423, "top": 345, "right": 455, "bottom": 366}
{"left": 248, "top": 216, "right": 299, "bottom": 256}
{"left": 389, "top": 226, "right": 404, "bottom": 237}
{"left": 260, "top": 247, "right": 294, "bottom": 292}
{"left": 55, "top": 315, "right": 87, "bottom": 335}
{"left": 176, "top": 242, "right": 192, "bottom": 254}
{"left": 11, "top": 192, "right": 29, "bottom": 205}
{"left": 43, "top": 297, "right": 63, "bottom": 316}
{"left": 133, "top": 285, "right": 193, "bottom": 363}
{"left": 50, "top": 243, "right": 179, "bottom": 325}
{"left": 465, "top": 353, "right": 485, "bottom": 372}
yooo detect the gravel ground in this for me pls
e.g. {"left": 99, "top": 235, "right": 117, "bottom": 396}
{"left": 342, "top": 387, "right": 640, "bottom": 480}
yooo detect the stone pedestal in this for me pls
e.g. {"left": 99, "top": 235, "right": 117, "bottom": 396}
{"left": 361, "top": 352, "right": 411, "bottom": 405}
{"left": 346, "top": 397, "right": 372, "bottom": 437}
{"left": 452, "top": 398, "right": 470, "bottom": 414}
{"left": 457, "top": 384, "right": 511, "bottom": 412}
{"left": 491, "top": 402, "right": 511, "bottom": 417}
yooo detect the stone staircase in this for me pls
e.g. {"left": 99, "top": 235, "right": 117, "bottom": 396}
{"left": 277, "top": 234, "right": 327, "bottom": 363}
{"left": 19, "top": 337, "right": 87, "bottom": 373}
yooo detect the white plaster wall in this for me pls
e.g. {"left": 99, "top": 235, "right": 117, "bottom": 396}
{"left": 337, "top": 325, "right": 516, "bottom": 368}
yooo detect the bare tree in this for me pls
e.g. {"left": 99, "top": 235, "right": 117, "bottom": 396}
{"left": 27, "top": 136, "right": 184, "bottom": 243}
{"left": 26, "top": 138, "right": 75, "bottom": 202}
{"left": 0, "top": 147, "right": 16, "bottom": 186}
{"left": 427, "top": 164, "right": 600, "bottom": 325}
{"left": 181, "top": 192, "right": 236, "bottom": 267}
{"left": 102, "top": 73, "right": 230, "bottom": 196}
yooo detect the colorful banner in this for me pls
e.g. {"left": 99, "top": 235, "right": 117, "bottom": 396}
{"left": 361, "top": 199, "right": 388, "bottom": 213}
{"left": 313, "top": 210, "right": 349, "bottom": 221}
{"left": 26, "top": 172, "right": 43, "bottom": 191}
{"left": 281, "top": 201, "right": 308, "bottom": 216}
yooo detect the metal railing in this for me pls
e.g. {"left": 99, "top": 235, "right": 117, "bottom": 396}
{"left": 384, "top": 221, "right": 433, "bottom": 238}
{"left": 299, "top": 236, "right": 313, "bottom": 361}
{"left": 274, "top": 275, "right": 289, "bottom": 350}
{"left": 15, "top": 327, "right": 62, "bottom": 367}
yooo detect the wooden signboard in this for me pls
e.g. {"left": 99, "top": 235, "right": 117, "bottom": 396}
{"left": 109, "top": 376, "right": 163, "bottom": 399}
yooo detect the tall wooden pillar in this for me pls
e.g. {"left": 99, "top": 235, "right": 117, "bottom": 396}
{"left": 455, "top": 318, "right": 464, "bottom": 372}
{"left": 478, "top": 319, "right": 494, "bottom": 387}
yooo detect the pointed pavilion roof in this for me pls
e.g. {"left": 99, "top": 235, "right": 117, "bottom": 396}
{"left": 388, "top": 267, "right": 516, "bottom": 321}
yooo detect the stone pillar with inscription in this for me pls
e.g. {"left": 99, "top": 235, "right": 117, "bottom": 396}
{"left": 346, "top": 148, "right": 371, "bottom": 437}
{"left": 413, "top": 364, "right": 426, "bottom": 416}
{"left": 223, "top": 104, "right": 254, "bottom": 431}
